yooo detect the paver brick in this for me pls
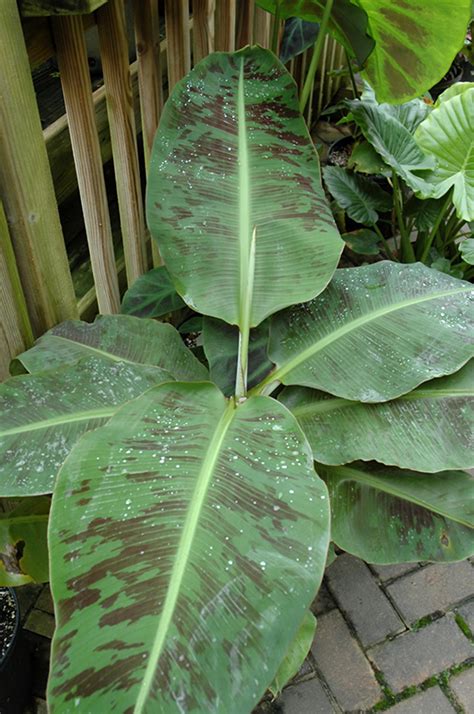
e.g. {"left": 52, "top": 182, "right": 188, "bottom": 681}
{"left": 370, "top": 563, "right": 420, "bottom": 582}
{"left": 326, "top": 554, "right": 405, "bottom": 646}
{"left": 367, "top": 614, "right": 473, "bottom": 693}
{"left": 278, "top": 678, "right": 335, "bottom": 713}
{"left": 25, "top": 608, "right": 55, "bottom": 639}
{"left": 387, "top": 562, "right": 474, "bottom": 623}
{"left": 311, "top": 609, "right": 381, "bottom": 711}
{"left": 458, "top": 600, "right": 474, "bottom": 633}
{"left": 385, "top": 686, "right": 455, "bottom": 713}
{"left": 450, "top": 667, "right": 474, "bottom": 714}
{"left": 35, "top": 586, "right": 54, "bottom": 615}
{"left": 311, "top": 581, "right": 336, "bottom": 616}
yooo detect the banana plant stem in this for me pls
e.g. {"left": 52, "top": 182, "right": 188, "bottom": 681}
{"left": 392, "top": 171, "right": 415, "bottom": 262}
{"left": 299, "top": 0, "right": 334, "bottom": 114}
{"left": 420, "top": 191, "right": 453, "bottom": 263}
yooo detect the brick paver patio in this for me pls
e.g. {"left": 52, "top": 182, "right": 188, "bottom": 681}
{"left": 15, "top": 555, "right": 474, "bottom": 713}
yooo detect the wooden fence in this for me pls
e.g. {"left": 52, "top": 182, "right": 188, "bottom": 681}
{"left": 0, "top": 0, "right": 345, "bottom": 380}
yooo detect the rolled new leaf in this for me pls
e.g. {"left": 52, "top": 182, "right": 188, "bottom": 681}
{"left": 13, "top": 314, "right": 207, "bottom": 381}
{"left": 267, "top": 262, "right": 474, "bottom": 401}
{"left": 146, "top": 47, "right": 343, "bottom": 330}
{"left": 0, "top": 357, "right": 171, "bottom": 496}
{"left": 280, "top": 361, "right": 474, "bottom": 472}
{"left": 320, "top": 462, "right": 474, "bottom": 563}
{"left": 48, "top": 383, "right": 330, "bottom": 712}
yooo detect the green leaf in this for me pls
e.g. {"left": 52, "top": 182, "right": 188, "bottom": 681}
{"left": 342, "top": 229, "right": 380, "bottom": 255}
{"left": 280, "top": 18, "right": 319, "bottom": 64}
{"left": 434, "top": 82, "right": 474, "bottom": 105}
{"left": 202, "top": 317, "right": 273, "bottom": 396}
{"left": 323, "top": 166, "right": 391, "bottom": 225}
{"left": 267, "top": 262, "right": 474, "bottom": 401}
{"left": 14, "top": 314, "right": 207, "bottom": 382}
{"left": 0, "top": 357, "right": 171, "bottom": 496}
{"left": 460, "top": 239, "right": 474, "bottom": 265}
{"left": 48, "top": 383, "right": 330, "bottom": 712}
{"left": 0, "top": 497, "right": 50, "bottom": 586}
{"left": 256, "top": 0, "right": 374, "bottom": 67}
{"left": 347, "top": 94, "right": 435, "bottom": 193}
{"left": 356, "top": 0, "right": 472, "bottom": 103}
{"left": 269, "top": 611, "right": 317, "bottom": 697}
{"left": 121, "top": 266, "right": 185, "bottom": 319}
{"left": 415, "top": 86, "right": 474, "bottom": 221}
{"left": 146, "top": 47, "right": 343, "bottom": 330}
{"left": 320, "top": 462, "right": 474, "bottom": 563}
{"left": 405, "top": 195, "right": 445, "bottom": 232}
{"left": 280, "top": 361, "right": 474, "bottom": 472}
{"left": 347, "top": 141, "right": 390, "bottom": 176}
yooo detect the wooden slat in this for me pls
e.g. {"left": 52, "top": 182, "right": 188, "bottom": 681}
{"left": 165, "top": 0, "right": 191, "bottom": 90}
{"left": 0, "top": 0, "right": 78, "bottom": 336}
{"left": 214, "top": 0, "right": 236, "bottom": 51}
{"left": 52, "top": 14, "right": 121, "bottom": 314}
{"left": 19, "top": 0, "right": 107, "bottom": 15}
{"left": 0, "top": 202, "right": 34, "bottom": 381}
{"left": 237, "top": 0, "right": 254, "bottom": 48}
{"left": 96, "top": 0, "right": 147, "bottom": 286}
{"left": 192, "top": 0, "right": 214, "bottom": 62}
{"left": 23, "top": 14, "right": 94, "bottom": 68}
{"left": 133, "top": 0, "right": 163, "bottom": 167}
{"left": 253, "top": 5, "right": 271, "bottom": 48}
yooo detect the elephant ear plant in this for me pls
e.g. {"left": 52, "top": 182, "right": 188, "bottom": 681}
{"left": 0, "top": 48, "right": 473, "bottom": 712}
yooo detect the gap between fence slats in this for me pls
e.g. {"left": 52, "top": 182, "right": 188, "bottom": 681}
{"left": 0, "top": 0, "right": 78, "bottom": 336}
{"left": 52, "top": 13, "right": 120, "bottom": 314}
{"left": 97, "top": 0, "right": 147, "bottom": 286}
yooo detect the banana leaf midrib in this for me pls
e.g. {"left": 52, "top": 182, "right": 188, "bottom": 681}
{"left": 134, "top": 398, "right": 237, "bottom": 712}
{"left": 331, "top": 464, "right": 473, "bottom": 528}
{"left": 271, "top": 284, "right": 472, "bottom": 384}
{"left": 290, "top": 385, "right": 474, "bottom": 417}
{"left": 0, "top": 407, "right": 116, "bottom": 437}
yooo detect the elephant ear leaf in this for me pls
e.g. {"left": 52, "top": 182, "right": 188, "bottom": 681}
{"left": 121, "top": 266, "right": 185, "bottom": 319}
{"left": 146, "top": 46, "right": 342, "bottom": 330}
{"left": 415, "top": 85, "right": 474, "bottom": 222}
{"left": 319, "top": 462, "right": 474, "bottom": 563}
{"left": 48, "top": 383, "right": 330, "bottom": 713}
{"left": 0, "top": 497, "right": 50, "bottom": 586}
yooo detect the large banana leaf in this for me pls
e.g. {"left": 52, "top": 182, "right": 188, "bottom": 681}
{"left": 320, "top": 462, "right": 474, "bottom": 563}
{"left": 0, "top": 497, "right": 50, "bottom": 586}
{"left": 13, "top": 314, "right": 207, "bottom": 381}
{"left": 202, "top": 317, "right": 273, "bottom": 397}
{"left": 258, "top": 1, "right": 471, "bottom": 103}
{"left": 266, "top": 262, "right": 474, "bottom": 401}
{"left": 269, "top": 611, "right": 317, "bottom": 696}
{"left": 48, "top": 383, "right": 330, "bottom": 712}
{"left": 280, "top": 361, "right": 474, "bottom": 472}
{"left": 415, "top": 85, "right": 474, "bottom": 222}
{"left": 0, "top": 357, "right": 171, "bottom": 496}
{"left": 146, "top": 47, "right": 343, "bottom": 330}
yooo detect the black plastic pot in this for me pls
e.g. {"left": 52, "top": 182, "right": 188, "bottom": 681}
{"left": 327, "top": 136, "right": 355, "bottom": 168}
{"left": 0, "top": 587, "right": 32, "bottom": 713}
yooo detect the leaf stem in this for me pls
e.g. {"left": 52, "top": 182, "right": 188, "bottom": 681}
{"left": 392, "top": 171, "right": 415, "bottom": 262}
{"left": 373, "top": 223, "right": 397, "bottom": 261}
{"left": 420, "top": 190, "right": 453, "bottom": 263}
{"left": 235, "top": 227, "right": 257, "bottom": 399}
{"left": 344, "top": 48, "right": 359, "bottom": 99}
{"left": 299, "top": 0, "right": 334, "bottom": 114}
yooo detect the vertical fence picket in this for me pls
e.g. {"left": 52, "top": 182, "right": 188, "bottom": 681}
{"left": 253, "top": 5, "right": 271, "bottom": 48}
{"left": 165, "top": 0, "right": 191, "bottom": 91}
{"left": 0, "top": 202, "right": 34, "bottom": 381}
{"left": 214, "top": 0, "right": 236, "bottom": 51}
{"left": 96, "top": 0, "right": 147, "bottom": 286}
{"left": 0, "top": 0, "right": 78, "bottom": 337}
{"left": 52, "top": 14, "right": 121, "bottom": 314}
{"left": 193, "top": 0, "right": 215, "bottom": 63}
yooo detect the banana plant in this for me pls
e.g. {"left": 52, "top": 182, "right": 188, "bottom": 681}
{"left": 0, "top": 48, "right": 473, "bottom": 713}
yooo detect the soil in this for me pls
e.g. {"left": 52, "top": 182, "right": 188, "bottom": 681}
{"left": 0, "top": 588, "right": 17, "bottom": 662}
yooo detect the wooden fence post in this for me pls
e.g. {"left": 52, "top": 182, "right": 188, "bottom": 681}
{"left": 0, "top": 0, "right": 78, "bottom": 336}
{"left": 0, "top": 202, "right": 34, "bottom": 381}
{"left": 193, "top": 0, "right": 215, "bottom": 62}
{"left": 164, "top": 0, "right": 191, "bottom": 91}
{"left": 214, "top": 0, "right": 236, "bottom": 51}
{"left": 52, "top": 13, "right": 121, "bottom": 314}
{"left": 96, "top": 0, "right": 147, "bottom": 286}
